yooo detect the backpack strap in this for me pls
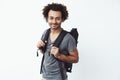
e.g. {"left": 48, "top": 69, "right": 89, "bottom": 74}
{"left": 41, "top": 28, "right": 50, "bottom": 53}
{"left": 39, "top": 28, "right": 50, "bottom": 74}
{"left": 42, "top": 28, "right": 50, "bottom": 42}
{"left": 52, "top": 30, "right": 68, "bottom": 80}
{"left": 53, "top": 30, "right": 68, "bottom": 47}
{"left": 37, "top": 28, "right": 50, "bottom": 57}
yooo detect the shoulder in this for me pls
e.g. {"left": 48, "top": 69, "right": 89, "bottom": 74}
{"left": 62, "top": 32, "right": 76, "bottom": 45}
{"left": 64, "top": 33, "right": 75, "bottom": 41}
{"left": 43, "top": 28, "right": 50, "bottom": 34}
{"left": 42, "top": 28, "right": 50, "bottom": 36}
{"left": 41, "top": 28, "right": 50, "bottom": 40}
{"left": 61, "top": 32, "right": 76, "bottom": 52}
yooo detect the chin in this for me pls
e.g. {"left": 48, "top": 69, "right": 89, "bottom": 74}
{"left": 52, "top": 28, "right": 57, "bottom": 30}
{"left": 51, "top": 26, "right": 58, "bottom": 29}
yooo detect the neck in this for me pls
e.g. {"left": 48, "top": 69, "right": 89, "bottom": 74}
{"left": 50, "top": 27, "right": 62, "bottom": 34}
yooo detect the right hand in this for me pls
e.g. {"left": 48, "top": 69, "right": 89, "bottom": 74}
{"left": 37, "top": 40, "right": 47, "bottom": 49}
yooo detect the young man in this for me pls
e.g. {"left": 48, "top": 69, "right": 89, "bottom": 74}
{"left": 37, "top": 3, "right": 79, "bottom": 80}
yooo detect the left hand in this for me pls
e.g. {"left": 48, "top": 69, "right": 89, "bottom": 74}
{"left": 50, "top": 46, "right": 60, "bottom": 58}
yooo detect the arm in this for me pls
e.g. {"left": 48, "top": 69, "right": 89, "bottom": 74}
{"left": 51, "top": 46, "right": 79, "bottom": 63}
{"left": 51, "top": 33, "right": 79, "bottom": 63}
{"left": 57, "top": 48, "right": 79, "bottom": 63}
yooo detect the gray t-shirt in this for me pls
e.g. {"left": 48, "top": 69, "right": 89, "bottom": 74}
{"left": 41, "top": 29, "right": 76, "bottom": 80}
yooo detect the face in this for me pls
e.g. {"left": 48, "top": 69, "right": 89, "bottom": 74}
{"left": 47, "top": 10, "right": 63, "bottom": 30}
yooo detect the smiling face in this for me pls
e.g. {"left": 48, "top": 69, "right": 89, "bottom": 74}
{"left": 47, "top": 10, "right": 63, "bottom": 30}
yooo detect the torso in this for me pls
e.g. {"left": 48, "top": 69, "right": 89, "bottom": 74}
{"left": 41, "top": 29, "right": 76, "bottom": 80}
{"left": 50, "top": 32, "right": 60, "bottom": 42}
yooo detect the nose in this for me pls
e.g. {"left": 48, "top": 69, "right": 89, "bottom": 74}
{"left": 52, "top": 19, "right": 57, "bottom": 23}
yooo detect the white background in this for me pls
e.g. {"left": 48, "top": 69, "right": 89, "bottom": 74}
{"left": 0, "top": 0, "right": 120, "bottom": 80}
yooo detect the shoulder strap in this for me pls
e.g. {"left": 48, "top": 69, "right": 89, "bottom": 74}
{"left": 39, "top": 28, "right": 50, "bottom": 74}
{"left": 42, "top": 28, "right": 50, "bottom": 42}
{"left": 41, "top": 28, "right": 50, "bottom": 53}
{"left": 37, "top": 28, "right": 50, "bottom": 57}
{"left": 53, "top": 30, "right": 68, "bottom": 47}
{"left": 53, "top": 30, "right": 68, "bottom": 80}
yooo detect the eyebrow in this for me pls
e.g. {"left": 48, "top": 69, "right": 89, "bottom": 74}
{"left": 49, "top": 16, "right": 61, "bottom": 18}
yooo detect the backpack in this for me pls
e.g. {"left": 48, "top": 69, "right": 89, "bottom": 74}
{"left": 37, "top": 28, "right": 78, "bottom": 73}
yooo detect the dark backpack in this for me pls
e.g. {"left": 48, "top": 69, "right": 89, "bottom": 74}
{"left": 37, "top": 28, "right": 78, "bottom": 73}
{"left": 61, "top": 28, "right": 79, "bottom": 72}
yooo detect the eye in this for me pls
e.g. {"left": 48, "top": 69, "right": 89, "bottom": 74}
{"left": 56, "top": 18, "right": 60, "bottom": 20}
{"left": 49, "top": 16, "right": 54, "bottom": 20}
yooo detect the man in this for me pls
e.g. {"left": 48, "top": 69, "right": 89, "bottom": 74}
{"left": 37, "top": 3, "right": 79, "bottom": 80}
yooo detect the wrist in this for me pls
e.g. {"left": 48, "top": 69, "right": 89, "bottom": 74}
{"left": 55, "top": 53, "right": 61, "bottom": 59}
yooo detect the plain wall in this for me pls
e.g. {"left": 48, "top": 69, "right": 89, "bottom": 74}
{"left": 0, "top": 0, "right": 120, "bottom": 80}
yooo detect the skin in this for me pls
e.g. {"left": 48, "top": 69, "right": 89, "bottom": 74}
{"left": 37, "top": 10, "right": 79, "bottom": 63}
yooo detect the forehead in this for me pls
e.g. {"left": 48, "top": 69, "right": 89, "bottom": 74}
{"left": 48, "top": 10, "right": 62, "bottom": 17}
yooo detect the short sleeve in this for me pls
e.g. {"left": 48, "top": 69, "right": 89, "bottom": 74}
{"left": 67, "top": 34, "right": 76, "bottom": 52}
{"left": 41, "top": 29, "right": 48, "bottom": 41}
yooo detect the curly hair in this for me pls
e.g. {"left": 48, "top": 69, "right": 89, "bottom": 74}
{"left": 42, "top": 3, "right": 69, "bottom": 21}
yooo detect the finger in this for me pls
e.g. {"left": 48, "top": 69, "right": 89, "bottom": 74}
{"left": 37, "top": 41, "right": 42, "bottom": 48}
{"left": 50, "top": 49, "right": 54, "bottom": 54}
{"left": 41, "top": 41, "right": 44, "bottom": 44}
{"left": 37, "top": 40, "right": 45, "bottom": 48}
{"left": 52, "top": 46, "right": 58, "bottom": 49}
{"left": 51, "top": 47, "right": 55, "bottom": 50}
{"left": 41, "top": 41, "right": 45, "bottom": 46}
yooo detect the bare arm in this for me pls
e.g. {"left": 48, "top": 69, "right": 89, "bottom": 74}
{"left": 51, "top": 46, "right": 79, "bottom": 63}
